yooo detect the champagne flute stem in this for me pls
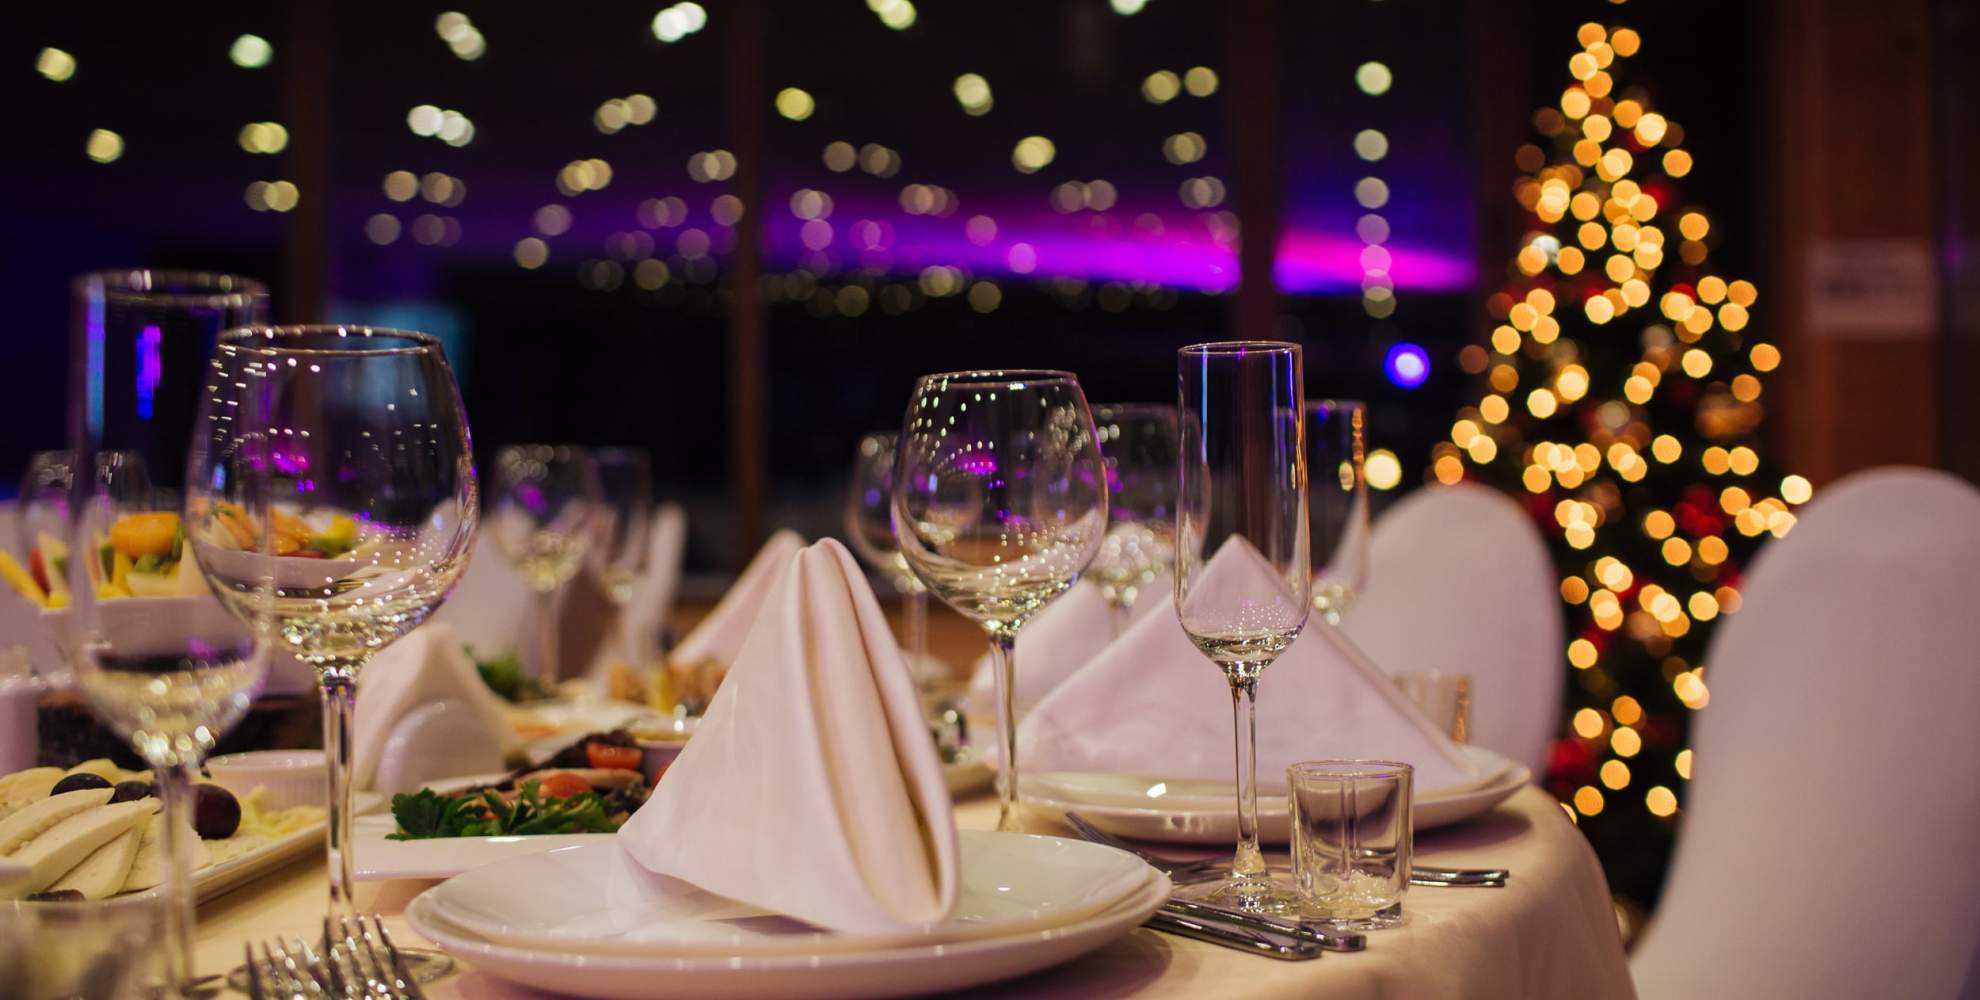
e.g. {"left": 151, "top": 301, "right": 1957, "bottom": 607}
{"left": 1226, "top": 663, "right": 1267, "bottom": 880}
{"left": 152, "top": 758, "right": 199, "bottom": 992}
{"left": 987, "top": 632, "right": 1021, "bottom": 833}
{"left": 319, "top": 666, "right": 360, "bottom": 920}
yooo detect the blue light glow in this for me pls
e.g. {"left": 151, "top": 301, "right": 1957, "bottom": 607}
{"left": 1383, "top": 342, "right": 1429, "bottom": 389}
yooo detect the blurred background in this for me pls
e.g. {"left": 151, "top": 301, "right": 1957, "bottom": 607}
{"left": 3, "top": 0, "right": 1976, "bottom": 915}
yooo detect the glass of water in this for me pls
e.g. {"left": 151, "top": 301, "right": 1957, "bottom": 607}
{"left": 1288, "top": 760, "right": 1413, "bottom": 929}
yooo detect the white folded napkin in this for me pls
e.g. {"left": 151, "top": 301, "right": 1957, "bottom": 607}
{"left": 618, "top": 538, "right": 957, "bottom": 934}
{"left": 963, "top": 574, "right": 1172, "bottom": 718}
{"left": 1019, "top": 545, "right": 1480, "bottom": 793}
{"left": 669, "top": 529, "right": 804, "bottom": 667}
{"left": 429, "top": 535, "right": 543, "bottom": 663}
{"left": 352, "top": 622, "right": 515, "bottom": 791}
{"left": 615, "top": 503, "right": 689, "bottom": 667}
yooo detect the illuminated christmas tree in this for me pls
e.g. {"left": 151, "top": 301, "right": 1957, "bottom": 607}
{"left": 1432, "top": 21, "right": 1812, "bottom": 903}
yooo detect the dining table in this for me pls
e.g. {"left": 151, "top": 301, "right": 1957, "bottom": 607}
{"left": 191, "top": 782, "right": 1636, "bottom": 999}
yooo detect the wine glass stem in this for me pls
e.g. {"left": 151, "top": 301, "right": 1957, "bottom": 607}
{"left": 903, "top": 586, "right": 929, "bottom": 673}
{"left": 152, "top": 759, "right": 200, "bottom": 991}
{"left": 987, "top": 632, "right": 1021, "bottom": 833}
{"left": 1226, "top": 663, "right": 1267, "bottom": 880}
{"left": 320, "top": 667, "right": 359, "bottom": 920}
{"left": 535, "top": 589, "right": 560, "bottom": 681}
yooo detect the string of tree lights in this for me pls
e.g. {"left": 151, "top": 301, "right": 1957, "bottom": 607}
{"left": 1437, "top": 17, "right": 1808, "bottom": 901}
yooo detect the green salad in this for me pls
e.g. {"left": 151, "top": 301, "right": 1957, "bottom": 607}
{"left": 386, "top": 780, "right": 621, "bottom": 840}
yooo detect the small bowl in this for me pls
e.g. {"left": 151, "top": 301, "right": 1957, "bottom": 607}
{"left": 204, "top": 749, "right": 326, "bottom": 810}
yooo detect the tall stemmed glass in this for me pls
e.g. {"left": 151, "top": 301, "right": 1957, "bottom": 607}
{"left": 893, "top": 371, "right": 1108, "bottom": 832}
{"left": 187, "top": 326, "right": 477, "bottom": 949}
{"left": 1175, "top": 342, "right": 1310, "bottom": 908}
{"left": 1083, "top": 404, "right": 1181, "bottom": 636}
{"left": 1307, "top": 400, "right": 1369, "bottom": 624}
{"left": 64, "top": 270, "right": 268, "bottom": 992}
{"left": 591, "top": 447, "right": 653, "bottom": 668}
{"left": 845, "top": 432, "right": 932, "bottom": 687}
{"left": 490, "top": 445, "right": 601, "bottom": 680}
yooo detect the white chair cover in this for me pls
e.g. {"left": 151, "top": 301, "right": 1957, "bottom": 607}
{"left": 618, "top": 502, "right": 688, "bottom": 665}
{"left": 1341, "top": 484, "right": 1563, "bottom": 775}
{"left": 429, "top": 534, "right": 543, "bottom": 664}
{"left": 1630, "top": 467, "right": 1980, "bottom": 1000}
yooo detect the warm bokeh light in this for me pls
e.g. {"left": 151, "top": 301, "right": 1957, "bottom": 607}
{"left": 952, "top": 73, "right": 993, "bottom": 116}
{"left": 1365, "top": 449, "right": 1403, "bottom": 491}
{"left": 230, "top": 34, "right": 272, "bottom": 69}
{"left": 1012, "top": 135, "right": 1056, "bottom": 173}
{"left": 36, "top": 47, "right": 77, "bottom": 82}
{"left": 1355, "top": 61, "right": 1393, "bottom": 96}
{"left": 774, "top": 87, "right": 815, "bottom": 121}
{"left": 1645, "top": 786, "right": 1678, "bottom": 817}
{"left": 84, "top": 128, "right": 124, "bottom": 164}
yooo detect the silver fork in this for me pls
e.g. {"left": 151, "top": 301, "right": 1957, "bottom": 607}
{"left": 327, "top": 914, "right": 426, "bottom": 1000}
{"left": 243, "top": 935, "right": 333, "bottom": 1000}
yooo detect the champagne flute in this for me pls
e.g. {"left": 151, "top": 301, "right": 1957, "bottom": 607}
{"left": 489, "top": 445, "right": 601, "bottom": 681}
{"left": 64, "top": 270, "right": 268, "bottom": 992}
{"left": 1175, "top": 342, "right": 1310, "bottom": 908}
{"left": 1307, "top": 400, "right": 1369, "bottom": 624}
{"left": 893, "top": 371, "right": 1108, "bottom": 832}
{"left": 187, "top": 325, "right": 476, "bottom": 971}
{"left": 844, "top": 432, "right": 933, "bottom": 691}
{"left": 590, "top": 447, "right": 654, "bottom": 608}
{"left": 1083, "top": 404, "right": 1181, "bottom": 636}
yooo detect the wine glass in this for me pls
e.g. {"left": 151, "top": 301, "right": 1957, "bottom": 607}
{"left": 590, "top": 447, "right": 654, "bottom": 608}
{"left": 1175, "top": 342, "right": 1311, "bottom": 908}
{"left": 186, "top": 325, "right": 476, "bottom": 968}
{"left": 893, "top": 370, "right": 1108, "bottom": 832}
{"left": 489, "top": 445, "right": 601, "bottom": 681}
{"left": 1307, "top": 400, "right": 1369, "bottom": 624}
{"left": 844, "top": 432, "right": 933, "bottom": 691}
{"left": 63, "top": 269, "right": 268, "bottom": 991}
{"left": 1084, "top": 404, "right": 1181, "bottom": 636}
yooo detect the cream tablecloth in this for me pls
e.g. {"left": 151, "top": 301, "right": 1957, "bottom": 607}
{"left": 190, "top": 785, "right": 1633, "bottom": 999}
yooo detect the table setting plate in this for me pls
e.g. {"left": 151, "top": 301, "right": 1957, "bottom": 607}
{"left": 420, "top": 829, "right": 1154, "bottom": 957}
{"left": 405, "top": 856, "right": 1170, "bottom": 1000}
{"left": 1021, "top": 745, "right": 1530, "bottom": 845}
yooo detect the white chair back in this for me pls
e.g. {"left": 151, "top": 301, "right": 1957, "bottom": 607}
{"left": 620, "top": 502, "right": 688, "bottom": 664}
{"left": 430, "top": 534, "right": 541, "bottom": 662}
{"left": 1341, "top": 484, "right": 1563, "bottom": 775}
{"left": 1630, "top": 467, "right": 1980, "bottom": 999}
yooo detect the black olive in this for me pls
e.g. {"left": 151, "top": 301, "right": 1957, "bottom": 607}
{"left": 108, "top": 780, "right": 155, "bottom": 804}
{"left": 192, "top": 784, "right": 241, "bottom": 839}
{"left": 49, "top": 773, "right": 113, "bottom": 796}
{"left": 26, "top": 889, "right": 85, "bottom": 902}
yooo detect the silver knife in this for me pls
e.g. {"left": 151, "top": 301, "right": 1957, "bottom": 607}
{"left": 1146, "top": 908, "right": 1324, "bottom": 960}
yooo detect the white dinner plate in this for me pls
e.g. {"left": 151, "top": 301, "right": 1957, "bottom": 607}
{"left": 425, "top": 830, "right": 1153, "bottom": 957}
{"left": 1021, "top": 745, "right": 1531, "bottom": 845}
{"left": 406, "top": 865, "right": 1169, "bottom": 1000}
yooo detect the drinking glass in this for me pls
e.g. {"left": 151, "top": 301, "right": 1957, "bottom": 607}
{"left": 590, "top": 447, "right": 654, "bottom": 608}
{"left": 1084, "top": 404, "right": 1181, "bottom": 636}
{"left": 489, "top": 445, "right": 601, "bottom": 681}
{"left": 844, "top": 432, "right": 931, "bottom": 689}
{"left": 186, "top": 326, "right": 476, "bottom": 968}
{"left": 893, "top": 371, "right": 1108, "bottom": 832}
{"left": 1307, "top": 400, "right": 1369, "bottom": 624}
{"left": 1287, "top": 760, "right": 1413, "bottom": 929}
{"left": 64, "top": 269, "right": 268, "bottom": 992}
{"left": 1175, "top": 341, "right": 1310, "bottom": 908}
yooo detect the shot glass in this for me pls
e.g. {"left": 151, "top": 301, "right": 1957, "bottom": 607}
{"left": 1394, "top": 670, "right": 1472, "bottom": 744}
{"left": 1287, "top": 760, "right": 1413, "bottom": 929}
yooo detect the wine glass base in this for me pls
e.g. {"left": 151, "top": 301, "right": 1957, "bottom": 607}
{"left": 1174, "top": 873, "right": 1301, "bottom": 916}
{"left": 225, "top": 944, "right": 454, "bottom": 991}
{"left": 1304, "top": 901, "right": 1405, "bottom": 930}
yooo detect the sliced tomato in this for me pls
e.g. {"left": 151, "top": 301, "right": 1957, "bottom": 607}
{"left": 537, "top": 772, "right": 593, "bottom": 800}
{"left": 585, "top": 743, "right": 643, "bottom": 772}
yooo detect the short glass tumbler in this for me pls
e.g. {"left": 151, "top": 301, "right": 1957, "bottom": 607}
{"left": 1287, "top": 760, "right": 1413, "bottom": 929}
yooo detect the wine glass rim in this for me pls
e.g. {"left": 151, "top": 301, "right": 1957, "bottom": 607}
{"left": 74, "top": 268, "right": 268, "bottom": 307}
{"left": 216, "top": 324, "right": 443, "bottom": 356}
{"left": 912, "top": 368, "right": 1081, "bottom": 388}
{"left": 1178, "top": 340, "right": 1301, "bottom": 357}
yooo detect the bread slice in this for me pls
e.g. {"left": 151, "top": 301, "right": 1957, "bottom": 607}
{"left": 4, "top": 799, "right": 158, "bottom": 898}
{"left": 47, "top": 824, "right": 143, "bottom": 899}
{"left": 0, "top": 788, "right": 115, "bottom": 855}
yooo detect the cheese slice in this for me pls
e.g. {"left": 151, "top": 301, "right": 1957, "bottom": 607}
{"left": 0, "top": 767, "right": 66, "bottom": 816}
{"left": 0, "top": 788, "right": 115, "bottom": 855}
{"left": 123, "top": 813, "right": 212, "bottom": 893}
{"left": 4, "top": 799, "right": 158, "bottom": 898}
{"left": 64, "top": 759, "right": 127, "bottom": 783}
{"left": 47, "top": 825, "right": 142, "bottom": 900}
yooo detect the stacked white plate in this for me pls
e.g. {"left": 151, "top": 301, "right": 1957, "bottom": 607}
{"left": 1021, "top": 745, "right": 1531, "bottom": 845}
{"left": 406, "top": 830, "right": 1169, "bottom": 999}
